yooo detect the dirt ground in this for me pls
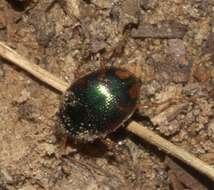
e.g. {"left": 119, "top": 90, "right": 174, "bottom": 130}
{"left": 0, "top": 0, "right": 214, "bottom": 189}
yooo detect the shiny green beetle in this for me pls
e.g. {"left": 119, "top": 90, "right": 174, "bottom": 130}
{"left": 58, "top": 67, "right": 141, "bottom": 142}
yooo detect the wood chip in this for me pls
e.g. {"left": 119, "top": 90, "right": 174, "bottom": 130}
{"left": 131, "top": 21, "right": 187, "bottom": 39}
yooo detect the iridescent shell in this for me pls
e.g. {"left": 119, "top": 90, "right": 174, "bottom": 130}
{"left": 58, "top": 67, "right": 141, "bottom": 142}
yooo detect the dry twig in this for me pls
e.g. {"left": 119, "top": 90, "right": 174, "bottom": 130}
{"left": 0, "top": 42, "right": 69, "bottom": 92}
{"left": 0, "top": 41, "right": 214, "bottom": 181}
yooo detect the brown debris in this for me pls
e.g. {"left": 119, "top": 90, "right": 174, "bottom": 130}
{"left": 165, "top": 157, "right": 208, "bottom": 190}
{"left": 168, "top": 39, "right": 188, "bottom": 66}
{"left": 152, "top": 102, "right": 188, "bottom": 125}
{"left": 109, "top": 0, "right": 140, "bottom": 31}
{"left": 121, "top": 0, "right": 140, "bottom": 26}
{"left": 203, "top": 33, "right": 214, "bottom": 63}
{"left": 30, "top": 13, "right": 56, "bottom": 48}
{"left": 168, "top": 170, "right": 186, "bottom": 190}
{"left": 131, "top": 21, "right": 187, "bottom": 39}
{"left": 193, "top": 64, "right": 212, "bottom": 82}
{"left": 151, "top": 102, "right": 189, "bottom": 136}
{"left": 140, "top": 0, "right": 157, "bottom": 10}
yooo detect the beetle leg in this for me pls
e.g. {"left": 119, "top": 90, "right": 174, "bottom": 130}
{"left": 124, "top": 62, "right": 142, "bottom": 79}
{"left": 73, "top": 65, "right": 81, "bottom": 79}
{"left": 58, "top": 134, "right": 69, "bottom": 154}
{"left": 98, "top": 138, "right": 124, "bottom": 160}
{"left": 99, "top": 138, "right": 115, "bottom": 150}
{"left": 99, "top": 60, "right": 106, "bottom": 70}
{"left": 131, "top": 62, "right": 142, "bottom": 79}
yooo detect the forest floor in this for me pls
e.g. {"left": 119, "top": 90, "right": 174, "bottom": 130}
{"left": 0, "top": 0, "right": 214, "bottom": 189}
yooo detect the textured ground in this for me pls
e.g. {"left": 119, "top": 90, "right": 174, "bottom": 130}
{"left": 0, "top": 0, "right": 214, "bottom": 189}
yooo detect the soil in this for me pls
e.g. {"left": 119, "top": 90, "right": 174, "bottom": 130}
{"left": 0, "top": 0, "right": 214, "bottom": 189}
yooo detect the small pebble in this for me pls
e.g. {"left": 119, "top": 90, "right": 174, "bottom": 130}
{"left": 16, "top": 89, "right": 30, "bottom": 104}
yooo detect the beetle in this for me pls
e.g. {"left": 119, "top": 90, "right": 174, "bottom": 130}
{"left": 58, "top": 66, "right": 141, "bottom": 142}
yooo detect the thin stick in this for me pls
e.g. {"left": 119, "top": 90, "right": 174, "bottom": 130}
{"left": 127, "top": 121, "right": 214, "bottom": 181}
{"left": 0, "top": 41, "right": 214, "bottom": 181}
{"left": 0, "top": 42, "right": 69, "bottom": 92}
